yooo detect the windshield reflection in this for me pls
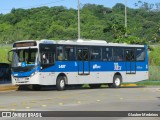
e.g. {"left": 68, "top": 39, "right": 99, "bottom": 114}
{"left": 12, "top": 48, "right": 38, "bottom": 68}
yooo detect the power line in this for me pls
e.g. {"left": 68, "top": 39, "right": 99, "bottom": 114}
{"left": 0, "top": 0, "right": 66, "bottom": 11}
{"left": 23, "top": 0, "right": 66, "bottom": 9}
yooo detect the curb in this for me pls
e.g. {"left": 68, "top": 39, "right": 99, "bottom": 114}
{"left": 121, "top": 84, "right": 137, "bottom": 87}
{"left": 0, "top": 84, "right": 18, "bottom": 91}
{"left": 0, "top": 83, "right": 138, "bottom": 91}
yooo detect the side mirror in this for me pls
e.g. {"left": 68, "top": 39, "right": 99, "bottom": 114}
{"left": 8, "top": 50, "right": 12, "bottom": 62}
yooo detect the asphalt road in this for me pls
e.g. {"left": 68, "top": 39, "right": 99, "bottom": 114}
{"left": 0, "top": 86, "right": 160, "bottom": 119}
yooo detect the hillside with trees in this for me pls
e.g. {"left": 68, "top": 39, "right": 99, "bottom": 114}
{"left": 0, "top": 1, "right": 160, "bottom": 44}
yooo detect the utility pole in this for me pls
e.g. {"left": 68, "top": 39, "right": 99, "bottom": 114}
{"left": 125, "top": 0, "right": 127, "bottom": 37}
{"left": 78, "top": 0, "right": 80, "bottom": 39}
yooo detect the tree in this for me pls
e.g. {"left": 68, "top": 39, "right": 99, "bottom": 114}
{"left": 0, "top": 3, "right": 159, "bottom": 44}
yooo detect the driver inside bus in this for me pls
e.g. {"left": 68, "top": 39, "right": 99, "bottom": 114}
{"left": 42, "top": 53, "right": 49, "bottom": 64}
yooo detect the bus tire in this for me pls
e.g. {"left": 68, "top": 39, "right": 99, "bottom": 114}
{"left": 112, "top": 75, "right": 122, "bottom": 88}
{"left": 56, "top": 76, "right": 66, "bottom": 91}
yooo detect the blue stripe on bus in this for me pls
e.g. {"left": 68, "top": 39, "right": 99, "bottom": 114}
{"left": 41, "top": 61, "right": 148, "bottom": 72}
{"left": 12, "top": 61, "right": 148, "bottom": 77}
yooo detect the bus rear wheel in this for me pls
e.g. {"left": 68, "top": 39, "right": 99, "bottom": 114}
{"left": 112, "top": 75, "right": 122, "bottom": 88}
{"left": 56, "top": 76, "right": 66, "bottom": 91}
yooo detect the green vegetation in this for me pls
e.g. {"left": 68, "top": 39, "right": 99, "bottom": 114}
{"left": 136, "top": 80, "right": 160, "bottom": 86}
{"left": 148, "top": 66, "right": 160, "bottom": 80}
{"left": 0, "top": 45, "right": 11, "bottom": 63}
{"left": 0, "top": 1, "right": 160, "bottom": 44}
{"left": 149, "top": 47, "right": 160, "bottom": 66}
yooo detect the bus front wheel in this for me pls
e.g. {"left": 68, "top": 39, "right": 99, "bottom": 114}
{"left": 112, "top": 75, "right": 122, "bottom": 88}
{"left": 56, "top": 76, "right": 66, "bottom": 91}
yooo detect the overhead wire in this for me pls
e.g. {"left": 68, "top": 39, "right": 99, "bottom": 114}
{"left": 22, "top": 0, "right": 66, "bottom": 9}
{"left": 0, "top": 0, "right": 66, "bottom": 12}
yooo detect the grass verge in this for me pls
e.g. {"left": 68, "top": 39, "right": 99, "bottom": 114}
{"left": 82, "top": 80, "right": 160, "bottom": 88}
{"left": 136, "top": 80, "right": 160, "bottom": 86}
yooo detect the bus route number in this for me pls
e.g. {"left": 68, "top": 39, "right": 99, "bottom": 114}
{"left": 59, "top": 65, "right": 66, "bottom": 68}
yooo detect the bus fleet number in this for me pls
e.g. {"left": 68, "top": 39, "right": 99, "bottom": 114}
{"left": 58, "top": 65, "right": 66, "bottom": 68}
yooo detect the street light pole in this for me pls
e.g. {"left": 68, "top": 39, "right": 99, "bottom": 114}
{"left": 125, "top": 0, "right": 127, "bottom": 37}
{"left": 78, "top": 0, "right": 80, "bottom": 39}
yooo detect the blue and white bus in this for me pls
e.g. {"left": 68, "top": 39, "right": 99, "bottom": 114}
{"left": 8, "top": 39, "right": 148, "bottom": 90}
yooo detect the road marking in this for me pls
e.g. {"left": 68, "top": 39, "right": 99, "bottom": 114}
{"left": 11, "top": 104, "right": 17, "bottom": 106}
{"left": 120, "top": 98, "right": 124, "bottom": 100}
{"left": 96, "top": 100, "right": 101, "bottom": 102}
{"left": 21, "top": 102, "right": 27, "bottom": 105}
{"left": 41, "top": 105, "right": 47, "bottom": 107}
{"left": 25, "top": 107, "right": 30, "bottom": 109}
{"left": 59, "top": 102, "right": 64, "bottom": 106}
{"left": 77, "top": 101, "right": 81, "bottom": 104}
{"left": 30, "top": 101, "right": 36, "bottom": 103}
{"left": 46, "top": 98, "right": 52, "bottom": 100}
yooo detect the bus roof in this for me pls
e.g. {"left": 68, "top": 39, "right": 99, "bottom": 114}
{"left": 14, "top": 39, "right": 145, "bottom": 48}
{"left": 56, "top": 39, "right": 145, "bottom": 48}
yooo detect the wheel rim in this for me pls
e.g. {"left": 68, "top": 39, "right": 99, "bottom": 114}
{"left": 115, "top": 78, "right": 120, "bottom": 86}
{"left": 60, "top": 79, "right": 65, "bottom": 88}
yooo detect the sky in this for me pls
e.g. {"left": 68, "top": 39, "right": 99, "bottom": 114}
{"left": 0, "top": 0, "right": 160, "bottom": 14}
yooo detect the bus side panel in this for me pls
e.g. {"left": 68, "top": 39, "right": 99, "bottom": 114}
{"left": 37, "top": 58, "right": 148, "bottom": 85}
{"left": 124, "top": 71, "right": 148, "bottom": 83}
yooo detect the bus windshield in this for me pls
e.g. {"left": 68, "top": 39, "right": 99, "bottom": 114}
{"left": 12, "top": 48, "right": 38, "bottom": 68}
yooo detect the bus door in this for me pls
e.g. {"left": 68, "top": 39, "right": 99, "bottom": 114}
{"left": 77, "top": 47, "right": 90, "bottom": 75}
{"left": 125, "top": 49, "right": 136, "bottom": 74}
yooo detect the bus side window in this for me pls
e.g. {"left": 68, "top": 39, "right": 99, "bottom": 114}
{"left": 102, "top": 47, "right": 112, "bottom": 61}
{"left": 125, "top": 49, "right": 135, "bottom": 61}
{"left": 41, "top": 52, "right": 54, "bottom": 64}
{"left": 130, "top": 51, "right": 135, "bottom": 61}
{"left": 57, "top": 46, "right": 64, "bottom": 61}
{"left": 136, "top": 48, "right": 145, "bottom": 61}
{"left": 77, "top": 49, "right": 83, "bottom": 61}
{"left": 64, "top": 46, "right": 75, "bottom": 61}
{"left": 83, "top": 49, "right": 88, "bottom": 61}
{"left": 90, "top": 47, "right": 101, "bottom": 61}
{"left": 113, "top": 47, "right": 124, "bottom": 61}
